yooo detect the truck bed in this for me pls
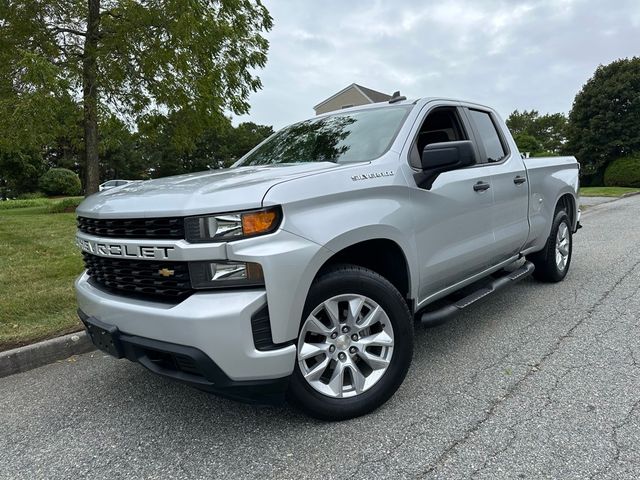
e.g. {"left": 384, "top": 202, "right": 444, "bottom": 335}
{"left": 522, "top": 155, "right": 580, "bottom": 253}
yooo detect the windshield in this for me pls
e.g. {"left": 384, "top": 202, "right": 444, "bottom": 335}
{"left": 235, "top": 105, "right": 412, "bottom": 166}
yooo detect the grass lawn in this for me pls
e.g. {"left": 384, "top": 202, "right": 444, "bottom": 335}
{"left": 0, "top": 198, "right": 84, "bottom": 351}
{"left": 580, "top": 186, "right": 640, "bottom": 197}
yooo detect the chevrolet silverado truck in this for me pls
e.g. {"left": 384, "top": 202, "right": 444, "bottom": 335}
{"left": 75, "top": 95, "right": 580, "bottom": 420}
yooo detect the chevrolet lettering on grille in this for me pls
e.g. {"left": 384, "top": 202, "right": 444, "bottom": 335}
{"left": 76, "top": 236, "right": 175, "bottom": 260}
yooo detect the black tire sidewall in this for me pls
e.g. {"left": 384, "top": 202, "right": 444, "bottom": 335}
{"left": 288, "top": 265, "right": 413, "bottom": 420}
{"left": 533, "top": 210, "right": 572, "bottom": 282}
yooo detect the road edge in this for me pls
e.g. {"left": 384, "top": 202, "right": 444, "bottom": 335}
{"left": 581, "top": 190, "right": 640, "bottom": 216}
{"left": 0, "top": 331, "right": 95, "bottom": 379}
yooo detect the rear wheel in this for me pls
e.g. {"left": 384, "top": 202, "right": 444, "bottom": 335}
{"left": 530, "top": 210, "right": 572, "bottom": 282}
{"left": 288, "top": 265, "right": 413, "bottom": 420}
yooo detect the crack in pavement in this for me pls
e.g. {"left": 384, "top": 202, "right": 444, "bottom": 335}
{"left": 347, "top": 415, "right": 435, "bottom": 479}
{"left": 468, "top": 365, "right": 573, "bottom": 478}
{"left": 418, "top": 257, "right": 640, "bottom": 479}
{"left": 588, "top": 397, "right": 640, "bottom": 480}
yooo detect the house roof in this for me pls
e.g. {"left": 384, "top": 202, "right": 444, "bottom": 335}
{"left": 355, "top": 84, "right": 392, "bottom": 103}
{"left": 313, "top": 83, "right": 392, "bottom": 110}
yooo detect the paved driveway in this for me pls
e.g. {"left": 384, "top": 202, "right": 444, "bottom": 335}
{"left": 1, "top": 196, "right": 639, "bottom": 479}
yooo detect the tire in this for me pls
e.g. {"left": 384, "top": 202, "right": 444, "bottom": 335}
{"left": 529, "top": 209, "right": 573, "bottom": 282}
{"left": 288, "top": 264, "right": 413, "bottom": 421}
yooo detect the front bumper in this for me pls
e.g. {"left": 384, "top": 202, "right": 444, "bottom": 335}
{"left": 75, "top": 272, "right": 297, "bottom": 385}
{"left": 78, "top": 310, "right": 290, "bottom": 403}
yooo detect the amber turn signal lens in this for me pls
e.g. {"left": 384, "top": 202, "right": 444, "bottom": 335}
{"left": 241, "top": 209, "right": 278, "bottom": 236}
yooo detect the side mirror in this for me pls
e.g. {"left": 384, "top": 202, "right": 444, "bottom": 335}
{"left": 416, "top": 140, "right": 476, "bottom": 190}
{"left": 420, "top": 140, "right": 476, "bottom": 171}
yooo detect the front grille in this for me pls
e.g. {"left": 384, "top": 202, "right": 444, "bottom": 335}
{"left": 77, "top": 216, "right": 184, "bottom": 239}
{"left": 83, "top": 253, "right": 192, "bottom": 301}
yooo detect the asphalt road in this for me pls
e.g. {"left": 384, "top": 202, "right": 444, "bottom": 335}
{"left": 2, "top": 195, "right": 640, "bottom": 479}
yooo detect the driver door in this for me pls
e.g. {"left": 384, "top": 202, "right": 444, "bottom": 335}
{"left": 407, "top": 105, "right": 496, "bottom": 300}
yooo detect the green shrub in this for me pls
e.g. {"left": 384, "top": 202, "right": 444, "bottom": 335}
{"left": 46, "top": 197, "right": 82, "bottom": 214}
{"left": 604, "top": 155, "right": 640, "bottom": 188}
{"left": 38, "top": 168, "right": 82, "bottom": 196}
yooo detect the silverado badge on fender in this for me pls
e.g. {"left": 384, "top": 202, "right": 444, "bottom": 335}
{"left": 351, "top": 171, "right": 394, "bottom": 181}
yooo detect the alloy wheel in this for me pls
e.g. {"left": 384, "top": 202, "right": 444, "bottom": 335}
{"left": 297, "top": 294, "right": 395, "bottom": 398}
{"left": 555, "top": 221, "right": 570, "bottom": 271}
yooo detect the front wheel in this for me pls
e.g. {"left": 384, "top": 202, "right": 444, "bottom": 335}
{"left": 530, "top": 210, "right": 573, "bottom": 282}
{"left": 288, "top": 265, "right": 413, "bottom": 421}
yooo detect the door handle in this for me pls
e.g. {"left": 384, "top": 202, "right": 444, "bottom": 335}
{"left": 473, "top": 181, "right": 491, "bottom": 192}
{"left": 514, "top": 175, "right": 527, "bottom": 185}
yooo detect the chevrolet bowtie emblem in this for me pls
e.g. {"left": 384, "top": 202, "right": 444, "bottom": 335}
{"left": 158, "top": 268, "right": 175, "bottom": 277}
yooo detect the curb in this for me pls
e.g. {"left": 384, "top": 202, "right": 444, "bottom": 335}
{"left": 0, "top": 331, "right": 95, "bottom": 379}
{"left": 621, "top": 191, "right": 640, "bottom": 198}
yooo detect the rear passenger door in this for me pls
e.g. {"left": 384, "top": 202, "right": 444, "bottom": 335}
{"left": 464, "top": 108, "right": 529, "bottom": 265}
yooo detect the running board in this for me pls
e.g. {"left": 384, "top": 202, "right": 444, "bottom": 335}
{"left": 420, "top": 261, "right": 535, "bottom": 327}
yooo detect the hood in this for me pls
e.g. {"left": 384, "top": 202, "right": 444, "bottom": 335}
{"left": 77, "top": 163, "right": 342, "bottom": 218}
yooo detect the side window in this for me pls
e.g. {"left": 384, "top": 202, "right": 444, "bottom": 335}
{"left": 410, "top": 107, "right": 467, "bottom": 168}
{"left": 468, "top": 109, "right": 507, "bottom": 163}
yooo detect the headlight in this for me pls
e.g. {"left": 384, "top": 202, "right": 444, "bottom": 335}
{"left": 189, "top": 261, "right": 264, "bottom": 289}
{"left": 184, "top": 207, "right": 281, "bottom": 243}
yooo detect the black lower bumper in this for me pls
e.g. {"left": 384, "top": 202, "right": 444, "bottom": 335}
{"left": 78, "top": 310, "right": 289, "bottom": 405}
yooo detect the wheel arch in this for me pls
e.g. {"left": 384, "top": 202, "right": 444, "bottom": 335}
{"left": 555, "top": 191, "right": 578, "bottom": 231}
{"left": 313, "top": 235, "right": 416, "bottom": 312}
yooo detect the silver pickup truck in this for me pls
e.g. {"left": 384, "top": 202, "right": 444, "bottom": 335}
{"left": 75, "top": 96, "right": 580, "bottom": 420}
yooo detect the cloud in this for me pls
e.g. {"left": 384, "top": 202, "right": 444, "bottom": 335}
{"left": 235, "top": 0, "right": 640, "bottom": 128}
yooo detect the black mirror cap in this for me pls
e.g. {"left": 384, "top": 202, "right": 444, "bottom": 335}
{"left": 420, "top": 140, "right": 476, "bottom": 171}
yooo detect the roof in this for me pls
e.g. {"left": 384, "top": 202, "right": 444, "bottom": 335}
{"left": 313, "top": 83, "right": 392, "bottom": 110}
{"left": 310, "top": 97, "right": 499, "bottom": 120}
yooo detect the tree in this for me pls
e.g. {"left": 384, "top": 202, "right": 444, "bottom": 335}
{"left": 225, "top": 122, "right": 274, "bottom": 162}
{"left": 193, "top": 120, "right": 275, "bottom": 168}
{"left": 506, "top": 110, "right": 567, "bottom": 154}
{"left": 512, "top": 133, "right": 541, "bottom": 156}
{"left": 0, "top": 147, "right": 44, "bottom": 196}
{"left": 566, "top": 57, "right": 640, "bottom": 177}
{"left": 99, "top": 115, "right": 145, "bottom": 180}
{"left": 137, "top": 112, "right": 274, "bottom": 177}
{"left": 1, "top": 0, "right": 273, "bottom": 193}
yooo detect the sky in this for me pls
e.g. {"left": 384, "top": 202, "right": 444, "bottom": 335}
{"left": 234, "top": 0, "right": 640, "bottom": 129}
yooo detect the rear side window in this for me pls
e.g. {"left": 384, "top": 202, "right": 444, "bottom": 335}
{"left": 468, "top": 110, "right": 507, "bottom": 162}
